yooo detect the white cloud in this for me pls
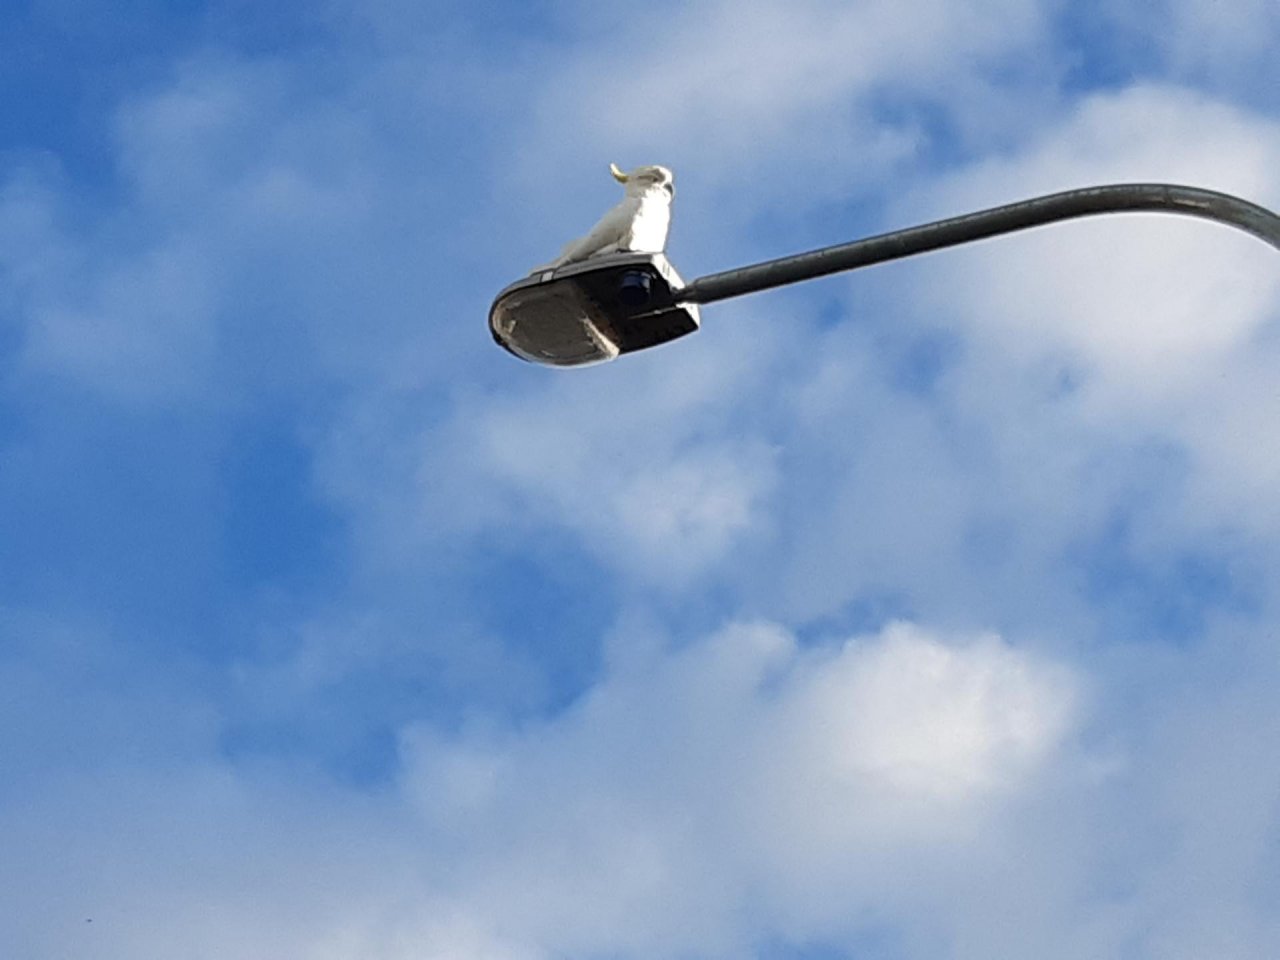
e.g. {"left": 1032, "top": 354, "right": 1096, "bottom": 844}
{"left": 411, "top": 320, "right": 790, "bottom": 587}
{"left": 782, "top": 624, "right": 1073, "bottom": 796}
{"left": 906, "top": 85, "right": 1280, "bottom": 393}
{"left": 6, "top": 6, "right": 1280, "bottom": 960}
{"left": 477, "top": 408, "right": 777, "bottom": 585}
{"left": 1164, "top": 0, "right": 1280, "bottom": 69}
{"left": 0, "top": 617, "right": 1081, "bottom": 960}
{"left": 536, "top": 0, "right": 1054, "bottom": 153}
{"left": 23, "top": 240, "right": 219, "bottom": 403}
{"left": 10, "top": 614, "right": 1280, "bottom": 960}
{"left": 0, "top": 50, "right": 501, "bottom": 406}
{"left": 400, "top": 620, "right": 1078, "bottom": 957}
{"left": 894, "top": 84, "right": 1280, "bottom": 542}
{"left": 1092, "top": 0, "right": 1280, "bottom": 91}
{"left": 502, "top": 0, "right": 1066, "bottom": 272}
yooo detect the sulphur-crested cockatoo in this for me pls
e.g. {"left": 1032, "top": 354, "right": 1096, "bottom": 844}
{"left": 535, "top": 163, "right": 674, "bottom": 271}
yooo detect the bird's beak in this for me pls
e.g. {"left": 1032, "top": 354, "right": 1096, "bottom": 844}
{"left": 609, "top": 163, "right": 629, "bottom": 183}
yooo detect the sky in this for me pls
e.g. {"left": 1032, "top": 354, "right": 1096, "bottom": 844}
{"left": 1, "top": 0, "right": 1279, "bottom": 957}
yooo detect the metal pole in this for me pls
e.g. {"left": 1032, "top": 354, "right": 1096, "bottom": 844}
{"left": 673, "top": 184, "right": 1280, "bottom": 307}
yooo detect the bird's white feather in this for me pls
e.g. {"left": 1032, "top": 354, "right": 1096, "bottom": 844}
{"left": 534, "top": 164, "right": 674, "bottom": 271}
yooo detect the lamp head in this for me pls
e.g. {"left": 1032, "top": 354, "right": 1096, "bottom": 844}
{"left": 490, "top": 252, "right": 699, "bottom": 367}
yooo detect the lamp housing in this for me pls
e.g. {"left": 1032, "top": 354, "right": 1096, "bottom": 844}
{"left": 489, "top": 252, "right": 700, "bottom": 367}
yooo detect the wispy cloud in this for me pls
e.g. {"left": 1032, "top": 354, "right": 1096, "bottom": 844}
{"left": 3, "top": 2, "right": 1280, "bottom": 959}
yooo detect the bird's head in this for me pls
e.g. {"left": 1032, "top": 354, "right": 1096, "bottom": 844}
{"left": 610, "top": 163, "right": 674, "bottom": 198}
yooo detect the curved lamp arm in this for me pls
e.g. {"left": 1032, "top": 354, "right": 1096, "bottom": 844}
{"left": 673, "top": 184, "right": 1280, "bottom": 306}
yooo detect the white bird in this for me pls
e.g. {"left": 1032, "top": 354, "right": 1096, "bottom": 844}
{"left": 535, "top": 163, "right": 675, "bottom": 271}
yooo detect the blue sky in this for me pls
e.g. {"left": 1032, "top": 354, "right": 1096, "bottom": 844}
{"left": 2, "top": 1, "right": 1279, "bottom": 957}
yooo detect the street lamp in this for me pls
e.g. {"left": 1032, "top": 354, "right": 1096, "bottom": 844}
{"left": 490, "top": 184, "right": 1280, "bottom": 367}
